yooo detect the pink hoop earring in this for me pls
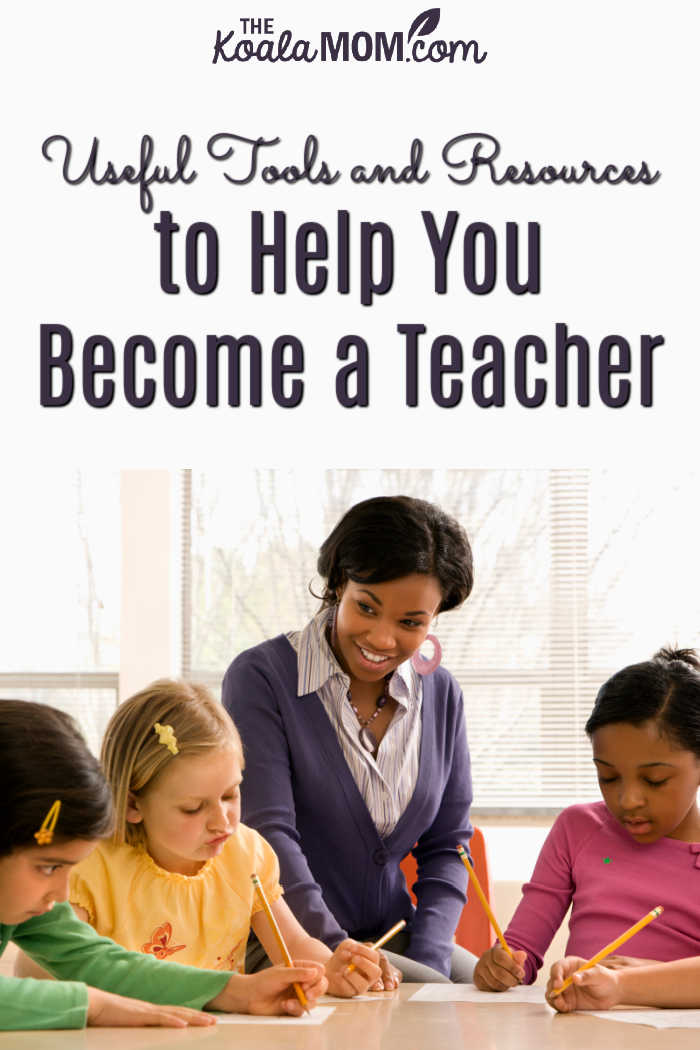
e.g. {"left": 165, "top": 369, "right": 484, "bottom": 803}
{"left": 411, "top": 634, "right": 442, "bottom": 675}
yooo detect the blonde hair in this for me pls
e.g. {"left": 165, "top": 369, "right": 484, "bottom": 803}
{"left": 101, "top": 679, "right": 243, "bottom": 846}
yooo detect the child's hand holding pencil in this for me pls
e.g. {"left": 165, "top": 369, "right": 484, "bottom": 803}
{"left": 456, "top": 843, "right": 528, "bottom": 992}
{"left": 206, "top": 962, "right": 328, "bottom": 1017}
{"left": 546, "top": 906, "right": 664, "bottom": 1011}
{"left": 473, "top": 944, "right": 528, "bottom": 991}
{"left": 546, "top": 956, "right": 622, "bottom": 1012}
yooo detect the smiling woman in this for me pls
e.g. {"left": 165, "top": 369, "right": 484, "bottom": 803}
{"left": 222, "top": 495, "right": 477, "bottom": 984}
{"left": 329, "top": 575, "right": 443, "bottom": 754}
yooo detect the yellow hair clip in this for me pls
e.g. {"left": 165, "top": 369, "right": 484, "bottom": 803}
{"left": 154, "top": 722, "right": 179, "bottom": 755}
{"left": 35, "top": 800, "right": 61, "bottom": 846}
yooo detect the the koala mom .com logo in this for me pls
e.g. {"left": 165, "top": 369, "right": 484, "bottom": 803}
{"left": 212, "top": 9, "right": 487, "bottom": 65}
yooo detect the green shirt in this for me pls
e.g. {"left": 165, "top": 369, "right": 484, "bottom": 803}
{"left": 0, "top": 901, "right": 231, "bottom": 1030}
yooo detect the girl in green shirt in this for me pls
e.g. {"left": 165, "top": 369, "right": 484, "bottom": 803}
{"left": 0, "top": 700, "right": 326, "bottom": 1030}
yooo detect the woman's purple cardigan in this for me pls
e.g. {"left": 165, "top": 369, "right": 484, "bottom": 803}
{"left": 222, "top": 634, "right": 473, "bottom": 976}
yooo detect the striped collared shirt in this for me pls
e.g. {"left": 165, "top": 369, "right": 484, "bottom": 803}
{"left": 287, "top": 608, "right": 422, "bottom": 837}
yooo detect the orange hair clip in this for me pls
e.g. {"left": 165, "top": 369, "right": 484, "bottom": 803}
{"left": 34, "top": 800, "right": 61, "bottom": 845}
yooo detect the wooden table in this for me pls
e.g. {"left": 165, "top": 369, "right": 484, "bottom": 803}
{"left": 2, "top": 984, "right": 696, "bottom": 1049}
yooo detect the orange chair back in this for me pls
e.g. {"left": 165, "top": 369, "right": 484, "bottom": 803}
{"left": 399, "top": 826, "right": 493, "bottom": 957}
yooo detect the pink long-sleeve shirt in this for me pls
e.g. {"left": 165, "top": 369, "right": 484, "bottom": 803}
{"left": 504, "top": 801, "right": 700, "bottom": 983}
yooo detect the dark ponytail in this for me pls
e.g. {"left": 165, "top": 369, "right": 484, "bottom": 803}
{"left": 0, "top": 700, "right": 113, "bottom": 856}
{"left": 585, "top": 648, "right": 700, "bottom": 756}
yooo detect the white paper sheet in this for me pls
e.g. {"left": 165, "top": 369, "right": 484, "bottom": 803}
{"left": 211, "top": 1006, "right": 335, "bottom": 1025}
{"left": 587, "top": 1009, "right": 700, "bottom": 1030}
{"left": 408, "top": 983, "right": 550, "bottom": 1005}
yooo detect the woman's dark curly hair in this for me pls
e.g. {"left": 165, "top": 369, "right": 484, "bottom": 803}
{"left": 317, "top": 495, "right": 474, "bottom": 613}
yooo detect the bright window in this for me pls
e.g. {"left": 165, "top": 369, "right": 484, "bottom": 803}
{"left": 0, "top": 470, "right": 120, "bottom": 752}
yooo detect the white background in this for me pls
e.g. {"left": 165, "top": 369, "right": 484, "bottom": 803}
{"left": 3, "top": 0, "right": 697, "bottom": 468}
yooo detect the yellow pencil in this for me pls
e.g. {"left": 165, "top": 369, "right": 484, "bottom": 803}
{"left": 456, "top": 843, "right": 513, "bottom": 959}
{"left": 550, "top": 906, "right": 664, "bottom": 997}
{"left": 251, "top": 874, "right": 310, "bottom": 1014}
{"left": 345, "top": 918, "right": 407, "bottom": 974}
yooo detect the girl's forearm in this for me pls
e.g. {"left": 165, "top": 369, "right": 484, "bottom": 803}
{"left": 205, "top": 973, "right": 253, "bottom": 1013}
{"left": 285, "top": 933, "right": 331, "bottom": 967}
{"left": 252, "top": 909, "right": 332, "bottom": 969}
{"left": 617, "top": 957, "right": 700, "bottom": 1008}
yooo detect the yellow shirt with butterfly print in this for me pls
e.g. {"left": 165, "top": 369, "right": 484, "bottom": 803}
{"left": 69, "top": 824, "right": 283, "bottom": 972}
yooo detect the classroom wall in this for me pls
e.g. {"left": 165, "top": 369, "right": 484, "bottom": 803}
{"left": 120, "top": 472, "right": 174, "bottom": 698}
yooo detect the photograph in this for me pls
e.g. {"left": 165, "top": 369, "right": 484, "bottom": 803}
{"left": 2, "top": 2, "right": 699, "bottom": 1044}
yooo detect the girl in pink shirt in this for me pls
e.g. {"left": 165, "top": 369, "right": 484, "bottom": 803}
{"left": 474, "top": 647, "right": 700, "bottom": 990}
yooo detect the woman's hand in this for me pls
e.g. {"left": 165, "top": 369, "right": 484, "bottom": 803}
{"left": 546, "top": 957, "right": 621, "bottom": 1012}
{"left": 87, "top": 987, "right": 216, "bottom": 1028}
{"left": 207, "top": 962, "right": 327, "bottom": 1016}
{"left": 324, "top": 939, "right": 383, "bottom": 997}
{"left": 473, "top": 945, "right": 527, "bottom": 991}
{"left": 370, "top": 950, "right": 402, "bottom": 991}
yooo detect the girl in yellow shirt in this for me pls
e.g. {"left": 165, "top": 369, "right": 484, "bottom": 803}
{"left": 19, "top": 680, "right": 380, "bottom": 996}
{"left": 2, "top": 698, "right": 327, "bottom": 1029}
